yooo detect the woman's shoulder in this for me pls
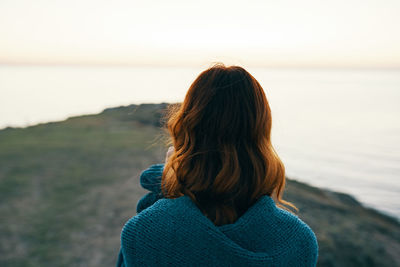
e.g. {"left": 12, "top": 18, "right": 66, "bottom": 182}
{"left": 123, "top": 196, "right": 184, "bottom": 233}
{"left": 120, "top": 196, "right": 198, "bottom": 258}
{"left": 270, "top": 206, "right": 318, "bottom": 257}
{"left": 239, "top": 196, "right": 318, "bottom": 258}
{"left": 121, "top": 198, "right": 174, "bottom": 245}
{"left": 275, "top": 206, "right": 315, "bottom": 233}
{"left": 235, "top": 195, "right": 317, "bottom": 242}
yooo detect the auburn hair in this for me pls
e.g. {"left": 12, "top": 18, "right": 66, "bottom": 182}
{"left": 161, "top": 63, "right": 296, "bottom": 226}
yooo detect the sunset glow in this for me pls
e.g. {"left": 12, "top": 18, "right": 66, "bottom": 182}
{"left": 0, "top": 0, "right": 399, "bottom": 67}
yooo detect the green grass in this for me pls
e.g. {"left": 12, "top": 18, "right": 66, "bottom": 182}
{"left": 0, "top": 104, "right": 168, "bottom": 266}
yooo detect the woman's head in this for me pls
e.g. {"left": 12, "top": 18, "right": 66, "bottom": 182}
{"left": 162, "top": 63, "right": 295, "bottom": 225}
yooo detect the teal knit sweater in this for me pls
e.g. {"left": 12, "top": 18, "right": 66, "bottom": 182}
{"left": 117, "top": 164, "right": 318, "bottom": 266}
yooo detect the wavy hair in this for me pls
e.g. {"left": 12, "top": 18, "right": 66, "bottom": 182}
{"left": 161, "top": 63, "right": 296, "bottom": 226}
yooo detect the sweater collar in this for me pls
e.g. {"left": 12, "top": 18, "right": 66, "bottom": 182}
{"left": 176, "top": 194, "right": 277, "bottom": 231}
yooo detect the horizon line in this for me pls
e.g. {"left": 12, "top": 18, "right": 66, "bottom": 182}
{"left": 1, "top": 61, "right": 400, "bottom": 70}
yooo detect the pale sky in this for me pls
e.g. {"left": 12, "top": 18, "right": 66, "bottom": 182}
{"left": 0, "top": 0, "right": 400, "bottom": 67}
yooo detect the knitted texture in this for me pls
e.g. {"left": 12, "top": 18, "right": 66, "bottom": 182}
{"left": 117, "top": 164, "right": 318, "bottom": 267}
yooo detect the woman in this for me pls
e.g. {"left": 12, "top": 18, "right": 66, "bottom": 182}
{"left": 117, "top": 64, "right": 318, "bottom": 266}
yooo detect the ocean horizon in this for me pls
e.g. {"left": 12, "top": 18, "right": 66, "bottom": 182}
{"left": 1, "top": 65, "right": 399, "bottom": 219}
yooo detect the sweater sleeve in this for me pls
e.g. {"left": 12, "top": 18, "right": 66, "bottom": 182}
{"left": 116, "top": 248, "right": 125, "bottom": 267}
{"left": 295, "top": 220, "right": 319, "bottom": 267}
{"left": 136, "top": 164, "right": 165, "bottom": 213}
{"left": 304, "top": 227, "right": 319, "bottom": 266}
{"left": 118, "top": 164, "right": 165, "bottom": 266}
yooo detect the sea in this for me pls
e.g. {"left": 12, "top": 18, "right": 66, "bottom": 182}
{"left": 0, "top": 65, "right": 399, "bottom": 219}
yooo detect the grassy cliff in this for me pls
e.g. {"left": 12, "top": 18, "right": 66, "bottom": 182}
{"left": 0, "top": 103, "right": 399, "bottom": 267}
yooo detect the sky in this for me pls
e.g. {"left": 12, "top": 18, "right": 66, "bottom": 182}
{"left": 0, "top": 0, "right": 400, "bottom": 67}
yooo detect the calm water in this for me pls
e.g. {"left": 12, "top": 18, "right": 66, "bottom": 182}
{"left": 1, "top": 65, "right": 399, "bottom": 218}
